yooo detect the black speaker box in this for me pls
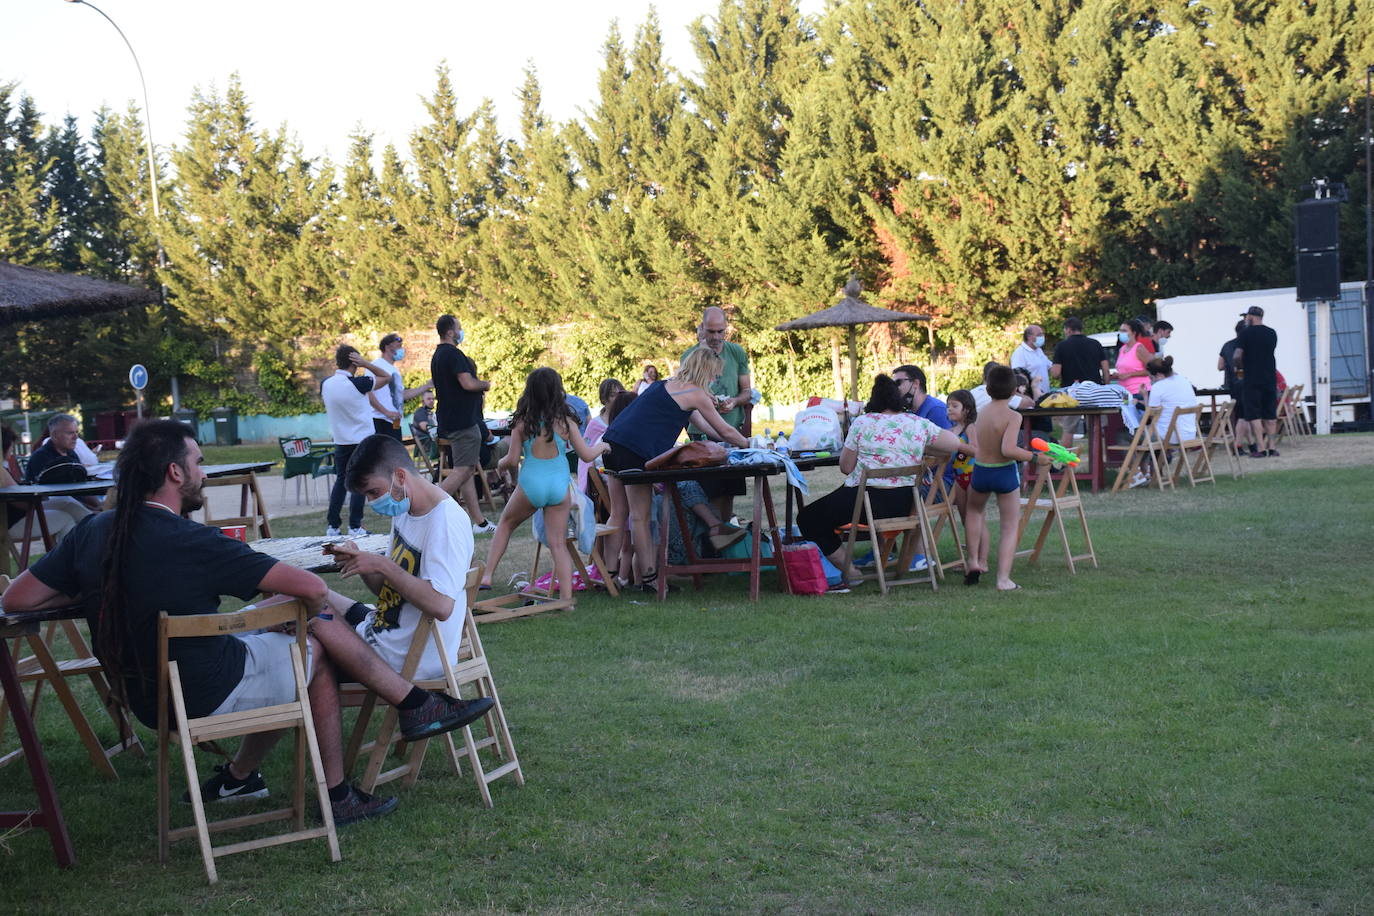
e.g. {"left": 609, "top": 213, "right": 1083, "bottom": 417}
{"left": 1296, "top": 249, "right": 1341, "bottom": 301}
{"left": 1295, "top": 198, "right": 1340, "bottom": 252}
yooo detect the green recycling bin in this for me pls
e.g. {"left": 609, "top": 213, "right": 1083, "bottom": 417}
{"left": 209, "top": 406, "right": 239, "bottom": 446}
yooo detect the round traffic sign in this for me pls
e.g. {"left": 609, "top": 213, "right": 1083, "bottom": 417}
{"left": 129, "top": 364, "right": 149, "bottom": 390}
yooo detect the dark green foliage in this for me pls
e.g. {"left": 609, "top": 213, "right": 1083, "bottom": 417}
{"left": 2, "top": 0, "right": 1371, "bottom": 412}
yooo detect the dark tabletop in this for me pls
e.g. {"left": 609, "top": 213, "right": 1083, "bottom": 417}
{"left": 1016, "top": 405, "right": 1122, "bottom": 418}
{"left": 608, "top": 462, "right": 785, "bottom": 486}
{"left": 204, "top": 462, "right": 276, "bottom": 477}
{"left": 0, "top": 480, "right": 115, "bottom": 500}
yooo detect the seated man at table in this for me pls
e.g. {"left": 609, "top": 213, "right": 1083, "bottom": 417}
{"left": 2, "top": 425, "right": 90, "bottom": 545}
{"left": 3, "top": 419, "right": 493, "bottom": 825}
{"left": 330, "top": 434, "right": 473, "bottom": 681}
{"left": 25, "top": 415, "right": 91, "bottom": 484}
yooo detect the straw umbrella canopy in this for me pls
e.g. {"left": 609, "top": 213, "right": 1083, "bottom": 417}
{"left": 776, "top": 279, "right": 931, "bottom": 403}
{"left": 0, "top": 260, "right": 158, "bottom": 326}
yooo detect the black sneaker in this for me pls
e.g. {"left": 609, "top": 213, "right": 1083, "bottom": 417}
{"left": 398, "top": 691, "right": 495, "bottom": 741}
{"left": 330, "top": 785, "right": 399, "bottom": 827}
{"left": 182, "top": 763, "right": 269, "bottom": 804}
{"left": 1267, "top": 449, "right": 1281, "bottom": 457}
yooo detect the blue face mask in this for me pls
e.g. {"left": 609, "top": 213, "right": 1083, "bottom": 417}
{"left": 1034, "top": 335, "right": 1046, "bottom": 349}
{"left": 368, "top": 478, "right": 411, "bottom": 517}
{"left": 393, "top": 346, "right": 406, "bottom": 361}
{"left": 457, "top": 329, "right": 465, "bottom": 345}
{"left": 1118, "top": 331, "right": 1131, "bottom": 344}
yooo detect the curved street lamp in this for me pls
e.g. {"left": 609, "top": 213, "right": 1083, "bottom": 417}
{"left": 65, "top": 0, "right": 180, "bottom": 407}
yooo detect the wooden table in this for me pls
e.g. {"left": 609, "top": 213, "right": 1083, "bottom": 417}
{"left": 0, "top": 480, "right": 115, "bottom": 571}
{"left": 0, "top": 602, "right": 80, "bottom": 868}
{"left": 1194, "top": 387, "right": 1230, "bottom": 421}
{"left": 1016, "top": 406, "right": 1122, "bottom": 494}
{"left": 251, "top": 533, "right": 391, "bottom": 574}
{"left": 609, "top": 463, "right": 788, "bottom": 601}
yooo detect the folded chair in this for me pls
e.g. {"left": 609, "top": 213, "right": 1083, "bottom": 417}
{"left": 1015, "top": 461, "right": 1098, "bottom": 573}
{"left": 1163, "top": 405, "right": 1214, "bottom": 487}
{"left": 839, "top": 465, "right": 938, "bottom": 594}
{"left": 1108, "top": 404, "right": 1170, "bottom": 493}
{"left": 1203, "top": 399, "right": 1245, "bottom": 480}
{"left": 921, "top": 455, "right": 967, "bottom": 579}
{"left": 342, "top": 567, "right": 524, "bottom": 807}
{"left": 157, "top": 600, "right": 339, "bottom": 884}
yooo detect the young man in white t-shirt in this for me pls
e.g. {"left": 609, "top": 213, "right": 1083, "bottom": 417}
{"left": 328, "top": 434, "right": 474, "bottom": 681}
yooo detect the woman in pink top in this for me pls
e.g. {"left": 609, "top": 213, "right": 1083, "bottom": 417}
{"left": 1113, "top": 318, "right": 1152, "bottom": 399}
{"left": 577, "top": 377, "right": 625, "bottom": 492}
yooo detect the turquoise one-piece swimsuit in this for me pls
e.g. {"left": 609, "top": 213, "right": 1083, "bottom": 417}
{"left": 520, "top": 428, "right": 571, "bottom": 507}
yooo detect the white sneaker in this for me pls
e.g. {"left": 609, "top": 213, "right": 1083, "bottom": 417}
{"left": 348, "top": 527, "right": 370, "bottom": 537}
{"left": 1128, "top": 471, "right": 1150, "bottom": 489}
{"left": 325, "top": 526, "right": 342, "bottom": 537}
{"left": 472, "top": 520, "right": 497, "bottom": 535}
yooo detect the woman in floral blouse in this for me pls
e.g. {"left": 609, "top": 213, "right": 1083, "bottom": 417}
{"left": 797, "top": 374, "right": 964, "bottom": 582}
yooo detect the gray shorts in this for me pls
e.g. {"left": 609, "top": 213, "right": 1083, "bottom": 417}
{"left": 441, "top": 425, "right": 482, "bottom": 467}
{"left": 210, "top": 632, "right": 314, "bottom": 716}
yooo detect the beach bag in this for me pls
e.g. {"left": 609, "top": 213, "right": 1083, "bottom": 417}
{"left": 789, "top": 406, "right": 843, "bottom": 452}
{"left": 781, "top": 542, "right": 828, "bottom": 595}
{"left": 645, "top": 440, "right": 727, "bottom": 470}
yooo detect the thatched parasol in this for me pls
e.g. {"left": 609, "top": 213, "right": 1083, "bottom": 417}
{"left": 0, "top": 260, "right": 158, "bottom": 326}
{"left": 776, "top": 278, "right": 931, "bottom": 404}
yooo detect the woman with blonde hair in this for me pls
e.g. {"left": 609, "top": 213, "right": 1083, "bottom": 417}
{"left": 600, "top": 349, "right": 748, "bottom": 592}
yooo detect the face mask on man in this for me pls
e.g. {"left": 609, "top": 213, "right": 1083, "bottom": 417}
{"left": 457, "top": 329, "right": 465, "bottom": 345}
{"left": 393, "top": 346, "right": 406, "bottom": 361}
{"left": 1034, "top": 335, "right": 1046, "bottom": 349}
{"left": 368, "top": 474, "right": 411, "bottom": 517}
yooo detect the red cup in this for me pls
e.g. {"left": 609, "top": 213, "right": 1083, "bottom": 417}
{"left": 219, "top": 525, "right": 248, "bottom": 542}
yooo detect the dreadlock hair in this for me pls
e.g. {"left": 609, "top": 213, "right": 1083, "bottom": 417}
{"left": 98, "top": 419, "right": 197, "bottom": 729}
{"left": 510, "top": 367, "right": 577, "bottom": 443}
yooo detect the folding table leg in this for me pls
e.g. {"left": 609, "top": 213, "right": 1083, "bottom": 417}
{"left": 0, "top": 641, "right": 74, "bottom": 868}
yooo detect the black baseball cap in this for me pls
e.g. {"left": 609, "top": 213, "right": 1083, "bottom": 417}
{"left": 1240, "top": 306, "right": 1264, "bottom": 317}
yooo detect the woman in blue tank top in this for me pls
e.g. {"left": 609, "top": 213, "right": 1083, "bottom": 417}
{"left": 601, "top": 348, "right": 749, "bottom": 593}
{"left": 481, "top": 368, "right": 609, "bottom": 607}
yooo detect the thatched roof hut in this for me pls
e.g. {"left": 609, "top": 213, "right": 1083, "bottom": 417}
{"left": 0, "top": 260, "right": 158, "bottom": 326}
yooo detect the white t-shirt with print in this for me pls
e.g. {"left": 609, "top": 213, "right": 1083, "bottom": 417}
{"left": 356, "top": 498, "right": 473, "bottom": 680}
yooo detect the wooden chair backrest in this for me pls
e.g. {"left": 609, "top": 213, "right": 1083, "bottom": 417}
{"left": 846, "top": 464, "right": 923, "bottom": 528}
{"left": 1163, "top": 405, "right": 1203, "bottom": 445}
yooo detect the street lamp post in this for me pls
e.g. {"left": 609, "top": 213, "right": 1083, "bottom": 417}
{"left": 65, "top": 0, "right": 179, "bottom": 409}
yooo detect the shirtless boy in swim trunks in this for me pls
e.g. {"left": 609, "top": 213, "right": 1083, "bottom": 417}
{"left": 963, "top": 364, "right": 1045, "bottom": 591}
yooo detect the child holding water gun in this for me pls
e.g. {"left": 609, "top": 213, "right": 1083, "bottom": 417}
{"left": 480, "top": 368, "right": 609, "bottom": 606}
{"left": 943, "top": 389, "right": 981, "bottom": 567}
{"left": 963, "top": 365, "right": 1049, "bottom": 591}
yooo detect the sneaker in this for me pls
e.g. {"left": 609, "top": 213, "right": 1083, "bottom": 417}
{"left": 1267, "top": 449, "right": 1281, "bottom": 457}
{"left": 1247, "top": 450, "right": 1267, "bottom": 459}
{"left": 908, "top": 554, "right": 929, "bottom": 572}
{"left": 325, "top": 526, "right": 342, "bottom": 537}
{"left": 853, "top": 551, "right": 877, "bottom": 569}
{"left": 1128, "top": 471, "right": 1150, "bottom": 488}
{"left": 398, "top": 691, "right": 495, "bottom": 741}
{"left": 348, "top": 526, "right": 370, "bottom": 537}
{"left": 330, "top": 784, "right": 399, "bottom": 827}
{"left": 182, "top": 763, "right": 268, "bottom": 804}
{"left": 472, "top": 519, "right": 497, "bottom": 535}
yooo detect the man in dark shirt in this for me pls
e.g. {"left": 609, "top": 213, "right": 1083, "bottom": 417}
{"left": 3, "top": 420, "right": 492, "bottom": 824}
{"left": 1049, "top": 317, "right": 1109, "bottom": 446}
{"left": 24, "top": 414, "right": 88, "bottom": 485}
{"left": 430, "top": 314, "right": 495, "bottom": 533}
{"left": 1217, "top": 320, "right": 1254, "bottom": 453}
{"left": 1234, "top": 305, "right": 1280, "bottom": 456}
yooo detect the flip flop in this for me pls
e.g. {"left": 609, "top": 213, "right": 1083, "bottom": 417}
{"left": 997, "top": 584, "right": 1023, "bottom": 592}
{"left": 963, "top": 570, "right": 982, "bottom": 586}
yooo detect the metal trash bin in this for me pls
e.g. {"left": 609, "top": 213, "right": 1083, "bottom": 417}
{"left": 172, "top": 408, "right": 199, "bottom": 434}
{"left": 209, "top": 406, "right": 239, "bottom": 446}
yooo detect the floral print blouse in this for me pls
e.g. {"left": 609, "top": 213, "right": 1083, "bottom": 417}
{"left": 842, "top": 411, "right": 940, "bottom": 488}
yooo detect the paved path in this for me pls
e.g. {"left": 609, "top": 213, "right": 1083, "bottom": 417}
{"left": 204, "top": 471, "right": 332, "bottom": 522}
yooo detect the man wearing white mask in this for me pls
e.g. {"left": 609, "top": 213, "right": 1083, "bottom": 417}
{"left": 1151, "top": 320, "right": 1174, "bottom": 355}
{"left": 369, "top": 333, "right": 434, "bottom": 441}
{"left": 1010, "top": 325, "right": 1052, "bottom": 399}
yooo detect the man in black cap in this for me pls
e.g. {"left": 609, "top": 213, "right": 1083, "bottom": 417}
{"left": 1233, "top": 305, "right": 1280, "bottom": 456}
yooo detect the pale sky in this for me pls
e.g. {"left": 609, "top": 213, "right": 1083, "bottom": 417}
{"left": 4, "top": 0, "right": 821, "bottom": 162}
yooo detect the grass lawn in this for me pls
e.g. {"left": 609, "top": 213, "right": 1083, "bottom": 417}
{"left": 3, "top": 455, "right": 1373, "bottom": 912}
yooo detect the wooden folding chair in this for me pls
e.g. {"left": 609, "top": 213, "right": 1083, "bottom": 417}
{"left": 840, "top": 465, "right": 938, "bottom": 594}
{"left": 1015, "top": 462, "right": 1098, "bottom": 573}
{"left": 529, "top": 481, "right": 621, "bottom": 599}
{"left": 1163, "top": 406, "right": 1214, "bottom": 487}
{"left": 921, "top": 455, "right": 967, "bottom": 579}
{"left": 343, "top": 567, "right": 524, "bottom": 807}
{"left": 157, "top": 600, "right": 339, "bottom": 884}
{"left": 1276, "top": 384, "right": 1309, "bottom": 442}
{"left": 1203, "top": 399, "right": 1245, "bottom": 479}
{"left": 201, "top": 473, "right": 272, "bottom": 540}
{"left": 0, "top": 609, "right": 144, "bottom": 778}
{"left": 1291, "top": 384, "right": 1312, "bottom": 436}
{"left": 1108, "top": 405, "right": 1170, "bottom": 493}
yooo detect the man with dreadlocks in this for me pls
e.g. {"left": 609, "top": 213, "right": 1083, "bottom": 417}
{"left": 4, "top": 419, "right": 493, "bottom": 825}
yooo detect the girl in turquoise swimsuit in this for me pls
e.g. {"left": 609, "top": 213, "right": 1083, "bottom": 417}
{"left": 480, "top": 368, "right": 609, "bottom": 606}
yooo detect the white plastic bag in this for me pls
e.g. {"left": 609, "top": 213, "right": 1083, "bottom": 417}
{"left": 789, "top": 405, "right": 843, "bottom": 452}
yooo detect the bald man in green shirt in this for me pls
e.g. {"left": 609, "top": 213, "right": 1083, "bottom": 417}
{"left": 682, "top": 306, "right": 752, "bottom": 520}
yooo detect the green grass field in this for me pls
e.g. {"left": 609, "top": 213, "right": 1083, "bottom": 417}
{"left": 3, "top": 452, "right": 1373, "bottom": 913}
